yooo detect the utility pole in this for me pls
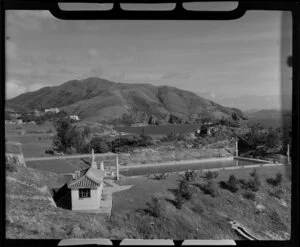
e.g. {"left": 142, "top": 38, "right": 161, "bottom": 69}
{"left": 116, "top": 155, "right": 119, "bottom": 180}
{"left": 235, "top": 139, "right": 238, "bottom": 157}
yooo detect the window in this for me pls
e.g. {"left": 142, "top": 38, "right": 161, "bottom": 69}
{"left": 79, "top": 188, "right": 91, "bottom": 199}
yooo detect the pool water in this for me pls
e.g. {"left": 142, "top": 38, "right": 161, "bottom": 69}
{"left": 119, "top": 159, "right": 261, "bottom": 176}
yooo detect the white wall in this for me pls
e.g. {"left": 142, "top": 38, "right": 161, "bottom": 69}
{"left": 71, "top": 184, "right": 103, "bottom": 210}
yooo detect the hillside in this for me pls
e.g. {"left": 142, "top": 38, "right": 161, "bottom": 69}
{"left": 6, "top": 142, "right": 290, "bottom": 239}
{"left": 6, "top": 77, "right": 246, "bottom": 123}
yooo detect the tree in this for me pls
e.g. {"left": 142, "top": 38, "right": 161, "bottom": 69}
{"left": 169, "top": 114, "right": 181, "bottom": 124}
{"left": 90, "top": 137, "right": 110, "bottom": 153}
{"left": 52, "top": 118, "right": 78, "bottom": 152}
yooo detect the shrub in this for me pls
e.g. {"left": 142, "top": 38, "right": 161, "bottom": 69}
{"left": 154, "top": 173, "right": 168, "bottom": 180}
{"left": 203, "top": 171, "right": 219, "bottom": 181}
{"left": 90, "top": 137, "right": 110, "bottom": 153}
{"left": 201, "top": 180, "right": 220, "bottom": 197}
{"left": 45, "top": 149, "right": 54, "bottom": 155}
{"left": 266, "top": 173, "right": 283, "bottom": 187}
{"left": 145, "top": 195, "right": 163, "bottom": 218}
{"left": 183, "top": 170, "right": 197, "bottom": 182}
{"left": 174, "top": 190, "right": 184, "bottom": 209}
{"left": 179, "top": 180, "right": 193, "bottom": 200}
{"left": 5, "top": 156, "right": 18, "bottom": 173}
{"left": 220, "top": 174, "right": 239, "bottom": 193}
{"left": 269, "top": 188, "right": 284, "bottom": 200}
{"left": 247, "top": 169, "right": 261, "bottom": 192}
{"left": 243, "top": 191, "right": 256, "bottom": 201}
{"left": 65, "top": 147, "right": 77, "bottom": 154}
{"left": 174, "top": 180, "right": 194, "bottom": 209}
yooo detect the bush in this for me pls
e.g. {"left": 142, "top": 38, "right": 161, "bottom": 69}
{"left": 65, "top": 147, "right": 77, "bottom": 154}
{"left": 269, "top": 188, "right": 284, "bottom": 200}
{"left": 5, "top": 157, "right": 18, "bottom": 173}
{"left": 174, "top": 190, "right": 184, "bottom": 209}
{"left": 174, "top": 180, "right": 194, "bottom": 209}
{"left": 183, "top": 170, "right": 197, "bottom": 182}
{"left": 153, "top": 173, "right": 168, "bottom": 180}
{"left": 220, "top": 174, "right": 239, "bottom": 193}
{"left": 145, "top": 195, "right": 163, "bottom": 218}
{"left": 90, "top": 137, "right": 110, "bottom": 153}
{"left": 203, "top": 171, "right": 219, "bottom": 181}
{"left": 45, "top": 149, "right": 54, "bottom": 155}
{"left": 266, "top": 173, "right": 283, "bottom": 187}
{"left": 247, "top": 169, "right": 261, "bottom": 192}
{"left": 243, "top": 191, "right": 256, "bottom": 201}
{"left": 200, "top": 180, "right": 220, "bottom": 197}
{"left": 179, "top": 180, "right": 193, "bottom": 200}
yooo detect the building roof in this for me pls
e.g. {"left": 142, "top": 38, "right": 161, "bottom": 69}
{"left": 68, "top": 167, "right": 105, "bottom": 189}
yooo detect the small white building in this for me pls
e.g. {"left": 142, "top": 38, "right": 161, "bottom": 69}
{"left": 67, "top": 150, "right": 119, "bottom": 211}
{"left": 70, "top": 115, "right": 80, "bottom": 121}
{"left": 68, "top": 166, "right": 105, "bottom": 211}
{"left": 45, "top": 108, "right": 60, "bottom": 113}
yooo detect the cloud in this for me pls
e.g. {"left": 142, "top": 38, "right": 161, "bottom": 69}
{"left": 6, "top": 79, "right": 27, "bottom": 99}
{"left": 88, "top": 48, "right": 100, "bottom": 58}
{"left": 13, "top": 10, "right": 53, "bottom": 19}
{"left": 6, "top": 41, "right": 17, "bottom": 59}
{"left": 6, "top": 10, "right": 57, "bottom": 34}
{"left": 161, "top": 71, "right": 190, "bottom": 80}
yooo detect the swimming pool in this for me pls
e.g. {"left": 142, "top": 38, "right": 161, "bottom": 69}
{"left": 119, "top": 158, "right": 267, "bottom": 177}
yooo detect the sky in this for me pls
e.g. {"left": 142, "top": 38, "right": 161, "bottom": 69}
{"left": 5, "top": 5, "right": 292, "bottom": 100}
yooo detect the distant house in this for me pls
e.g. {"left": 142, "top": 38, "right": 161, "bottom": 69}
{"left": 45, "top": 108, "right": 60, "bottom": 114}
{"left": 70, "top": 115, "right": 80, "bottom": 121}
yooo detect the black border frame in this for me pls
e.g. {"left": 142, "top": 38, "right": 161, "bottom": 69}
{"left": 1, "top": 1, "right": 299, "bottom": 247}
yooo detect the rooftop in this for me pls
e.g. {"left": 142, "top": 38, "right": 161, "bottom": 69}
{"left": 68, "top": 167, "right": 106, "bottom": 189}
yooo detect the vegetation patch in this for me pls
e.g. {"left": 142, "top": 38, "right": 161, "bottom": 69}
{"left": 266, "top": 173, "right": 283, "bottom": 187}
{"left": 242, "top": 191, "right": 256, "bottom": 201}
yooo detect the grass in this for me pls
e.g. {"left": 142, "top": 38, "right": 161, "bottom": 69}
{"left": 6, "top": 159, "right": 291, "bottom": 239}
{"left": 5, "top": 123, "right": 54, "bottom": 158}
{"left": 26, "top": 159, "right": 90, "bottom": 174}
{"left": 113, "top": 165, "right": 291, "bottom": 240}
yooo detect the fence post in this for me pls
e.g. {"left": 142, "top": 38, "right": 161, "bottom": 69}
{"left": 287, "top": 144, "right": 290, "bottom": 164}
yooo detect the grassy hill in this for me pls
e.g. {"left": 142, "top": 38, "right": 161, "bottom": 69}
{"left": 6, "top": 160, "right": 291, "bottom": 239}
{"left": 6, "top": 77, "right": 245, "bottom": 123}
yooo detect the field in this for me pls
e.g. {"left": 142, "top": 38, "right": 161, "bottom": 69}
{"left": 26, "top": 159, "right": 90, "bottom": 174}
{"left": 5, "top": 122, "right": 55, "bottom": 158}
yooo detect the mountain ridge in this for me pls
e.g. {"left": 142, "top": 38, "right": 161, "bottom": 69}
{"left": 6, "top": 77, "right": 246, "bottom": 124}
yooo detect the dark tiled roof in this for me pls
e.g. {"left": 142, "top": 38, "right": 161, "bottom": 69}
{"left": 68, "top": 176, "right": 100, "bottom": 189}
{"left": 68, "top": 167, "right": 105, "bottom": 189}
